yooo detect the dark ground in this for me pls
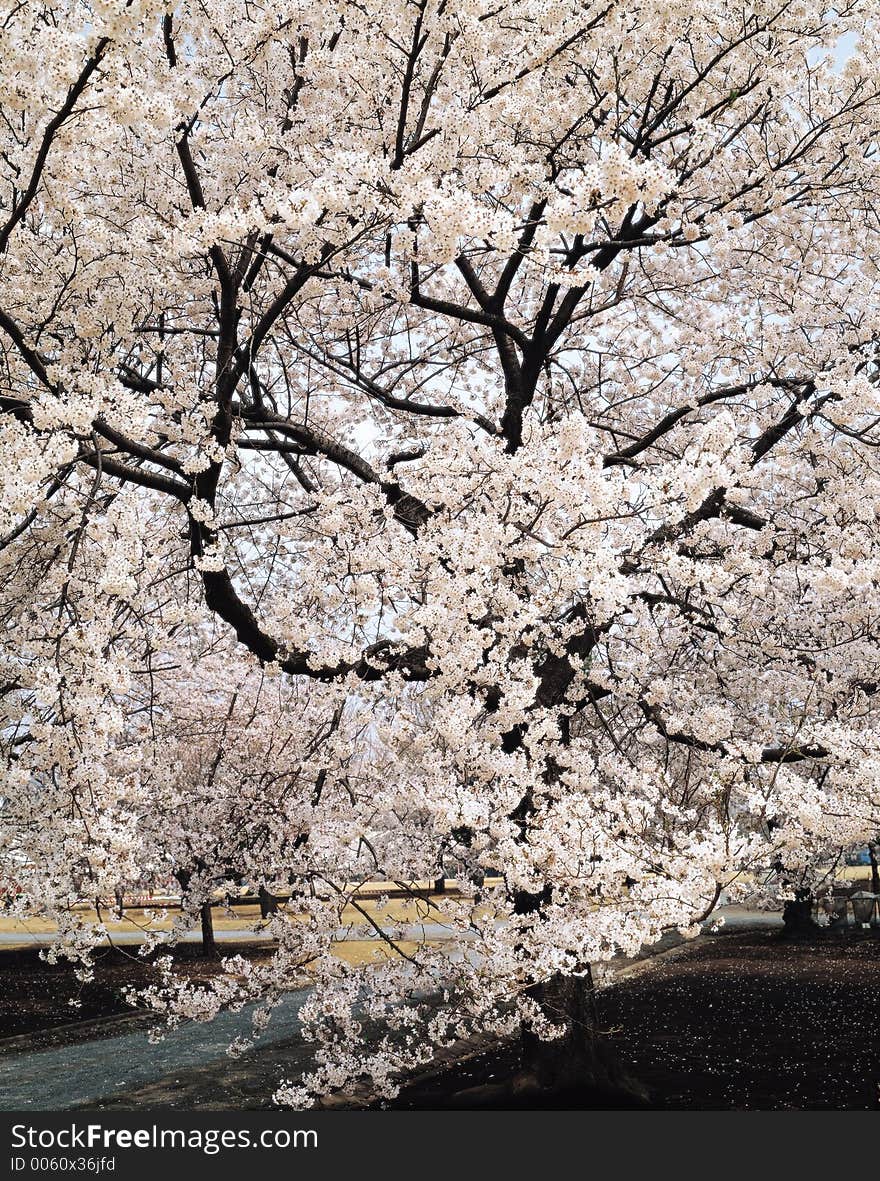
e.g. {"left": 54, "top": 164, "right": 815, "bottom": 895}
{"left": 392, "top": 930, "right": 880, "bottom": 1110}
{"left": 4, "top": 930, "right": 880, "bottom": 1109}
{"left": 604, "top": 930, "right": 880, "bottom": 1109}
{"left": 0, "top": 944, "right": 272, "bottom": 1044}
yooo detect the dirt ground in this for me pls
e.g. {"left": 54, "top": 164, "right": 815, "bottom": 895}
{"left": 602, "top": 930, "right": 880, "bottom": 1109}
{"left": 393, "top": 930, "right": 880, "bottom": 1110}
{"left": 0, "top": 944, "right": 273, "bottom": 1042}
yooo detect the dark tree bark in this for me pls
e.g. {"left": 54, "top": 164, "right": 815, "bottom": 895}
{"left": 782, "top": 887, "right": 818, "bottom": 935}
{"left": 520, "top": 971, "right": 599, "bottom": 1089}
{"left": 174, "top": 867, "right": 217, "bottom": 954}
{"left": 516, "top": 970, "right": 648, "bottom": 1105}
{"left": 200, "top": 901, "right": 216, "bottom": 952}
{"left": 258, "top": 885, "right": 278, "bottom": 918}
{"left": 493, "top": 613, "right": 651, "bottom": 1103}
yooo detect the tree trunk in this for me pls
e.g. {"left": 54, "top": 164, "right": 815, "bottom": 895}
{"left": 433, "top": 877, "right": 446, "bottom": 895}
{"left": 258, "top": 885, "right": 278, "bottom": 918}
{"left": 869, "top": 843, "right": 880, "bottom": 896}
{"left": 782, "top": 886, "right": 817, "bottom": 934}
{"left": 521, "top": 971, "right": 599, "bottom": 1090}
{"left": 517, "top": 969, "right": 648, "bottom": 1106}
{"left": 495, "top": 627, "right": 649, "bottom": 1105}
{"left": 200, "top": 901, "right": 216, "bottom": 953}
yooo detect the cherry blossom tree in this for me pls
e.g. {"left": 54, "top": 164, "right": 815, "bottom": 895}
{"left": 3, "top": 0, "right": 880, "bottom": 1103}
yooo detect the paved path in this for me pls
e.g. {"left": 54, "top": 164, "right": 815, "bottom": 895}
{"left": 0, "top": 988, "right": 312, "bottom": 1110}
{"left": 0, "top": 907, "right": 782, "bottom": 1110}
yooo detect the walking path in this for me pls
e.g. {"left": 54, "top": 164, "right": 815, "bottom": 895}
{"left": 0, "top": 988, "right": 311, "bottom": 1110}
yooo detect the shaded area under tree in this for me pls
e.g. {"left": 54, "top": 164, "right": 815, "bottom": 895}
{"left": 392, "top": 931, "right": 880, "bottom": 1110}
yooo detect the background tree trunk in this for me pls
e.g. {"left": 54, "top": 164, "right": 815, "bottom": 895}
{"left": 782, "top": 886, "right": 817, "bottom": 934}
{"left": 200, "top": 902, "right": 215, "bottom": 952}
{"left": 258, "top": 885, "right": 278, "bottom": 918}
